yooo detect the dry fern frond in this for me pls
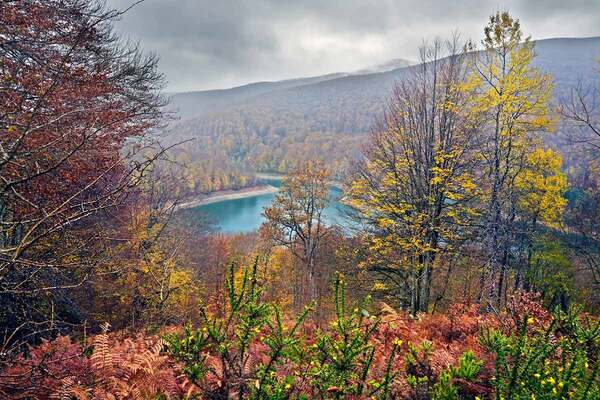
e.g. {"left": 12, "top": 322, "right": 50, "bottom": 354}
{"left": 50, "top": 377, "right": 89, "bottom": 400}
{"left": 90, "top": 332, "right": 113, "bottom": 375}
{"left": 379, "top": 301, "right": 398, "bottom": 316}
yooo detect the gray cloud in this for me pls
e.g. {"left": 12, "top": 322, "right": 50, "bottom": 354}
{"left": 106, "top": 0, "right": 600, "bottom": 92}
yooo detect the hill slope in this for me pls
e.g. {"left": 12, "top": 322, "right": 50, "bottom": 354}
{"left": 168, "top": 58, "right": 415, "bottom": 120}
{"left": 168, "top": 72, "right": 348, "bottom": 120}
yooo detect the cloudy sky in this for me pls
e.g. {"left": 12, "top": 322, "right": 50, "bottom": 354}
{"left": 106, "top": 0, "right": 600, "bottom": 92}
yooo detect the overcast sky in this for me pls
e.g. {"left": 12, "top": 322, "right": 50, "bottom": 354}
{"left": 106, "top": 0, "right": 600, "bottom": 92}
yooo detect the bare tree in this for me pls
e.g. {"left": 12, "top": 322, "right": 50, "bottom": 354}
{"left": 560, "top": 64, "right": 600, "bottom": 288}
{"left": 262, "top": 161, "right": 330, "bottom": 305}
{"left": 0, "top": 0, "right": 169, "bottom": 356}
{"left": 561, "top": 80, "right": 600, "bottom": 152}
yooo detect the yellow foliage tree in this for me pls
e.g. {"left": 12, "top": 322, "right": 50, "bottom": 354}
{"left": 515, "top": 148, "right": 567, "bottom": 227}
{"left": 349, "top": 39, "right": 480, "bottom": 314}
{"left": 96, "top": 206, "right": 201, "bottom": 330}
{"left": 466, "top": 11, "right": 558, "bottom": 308}
{"left": 513, "top": 148, "right": 567, "bottom": 290}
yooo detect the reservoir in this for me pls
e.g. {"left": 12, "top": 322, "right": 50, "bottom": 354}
{"left": 189, "top": 179, "right": 350, "bottom": 234}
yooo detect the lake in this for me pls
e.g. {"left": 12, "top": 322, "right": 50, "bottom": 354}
{"left": 189, "top": 179, "right": 351, "bottom": 234}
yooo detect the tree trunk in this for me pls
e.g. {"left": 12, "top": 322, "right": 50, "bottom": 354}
{"left": 418, "top": 263, "right": 431, "bottom": 313}
{"left": 308, "top": 258, "right": 317, "bottom": 303}
{"left": 483, "top": 108, "right": 503, "bottom": 311}
{"left": 305, "top": 245, "right": 318, "bottom": 305}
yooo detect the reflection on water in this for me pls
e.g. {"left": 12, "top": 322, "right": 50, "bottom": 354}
{"left": 188, "top": 179, "right": 350, "bottom": 234}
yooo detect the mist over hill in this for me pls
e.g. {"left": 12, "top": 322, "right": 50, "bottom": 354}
{"left": 167, "top": 58, "right": 415, "bottom": 120}
{"left": 169, "top": 72, "right": 348, "bottom": 121}
{"left": 165, "top": 37, "right": 600, "bottom": 185}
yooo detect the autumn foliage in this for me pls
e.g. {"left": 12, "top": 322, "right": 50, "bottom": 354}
{"left": 1, "top": 266, "right": 597, "bottom": 399}
{"left": 1, "top": 1, "right": 599, "bottom": 399}
{"left": 0, "top": 0, "right": 168, "bottom": 355}
{"left": 0, "top": 329, "right": 193, "bottom": 399}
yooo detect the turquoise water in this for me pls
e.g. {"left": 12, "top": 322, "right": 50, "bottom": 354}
{"left": 189, "top": 179, "right": 350, "bottom": 233}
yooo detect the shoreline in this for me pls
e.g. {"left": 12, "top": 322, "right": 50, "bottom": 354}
{"left": 255, "top": 172, "right": 284, "bottom": 180}
{"left": 256, "top": 171, "right": 344, "bottom": 190}
{"left": 176, "top": 184, "right": 279, "bottom": 210}
{"left": 175, "top": 172, "right": 347, "bottom": 211}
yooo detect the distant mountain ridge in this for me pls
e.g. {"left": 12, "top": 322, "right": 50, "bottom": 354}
{"left": 352, "top": 58, "right": 415, "bottom": 74}
{"left": 168, "top": 58, "right": 415, "bottom": 120}
{"left": 168, "top": 72, "right": 348, "bottom": 120}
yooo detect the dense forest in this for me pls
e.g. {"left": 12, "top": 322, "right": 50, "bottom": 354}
{"left": 0, "top": 1, "right": 599, "bottom": 399}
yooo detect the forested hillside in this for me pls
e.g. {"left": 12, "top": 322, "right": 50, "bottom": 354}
{"left": 167, "top": 37, "right": 600, "bottom": 190}
{"left": 168, "top": 72, "right": 348, "bottom": 120}
{"left": 168, "top": 58, "right": 414, "bottom": 120}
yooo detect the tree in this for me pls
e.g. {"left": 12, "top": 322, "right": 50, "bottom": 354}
{"left": 0, "top": 0, "right": 166, "bottom": 355}
{"left": 561, "top": 68, "right": 600, "bottom": 153}
{"left": 91, "top": 165, "right": 202, "bottom": 330}
{"left": 513, "top": 148, "right": 567, "bottom": 292}
{"left": 467, "top": 11, "right": 556, "bottom": 309}
{"left": 560, "top": 61, "right": 600, "bottom": 289}
{"left": 349, "top": 39, "right": 480, "bottom": 314}
{"left": 262, "top": 161, "right": 330, "bottom": 305}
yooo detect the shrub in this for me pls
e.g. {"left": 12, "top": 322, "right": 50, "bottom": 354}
{"left": 165, "top": 263, "right": 490, "bottom": 399}
{"left": 0, "top": 325, "right": 189, "bottom": 399}
{"left": 480, "top": 306, "right": 600, "bottom": 400}
{"left": 165, "top": 259, "right": 310, "bottom": 399}
{"left": 303, "top": 273, "right": 400, "bottom": 399}
{"left": 3, "top": 262, "right": 597, "bottom": 399}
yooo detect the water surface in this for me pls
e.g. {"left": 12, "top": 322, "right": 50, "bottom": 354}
{"left": 189, "top": 179, "right": 350, "bottom": 233}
